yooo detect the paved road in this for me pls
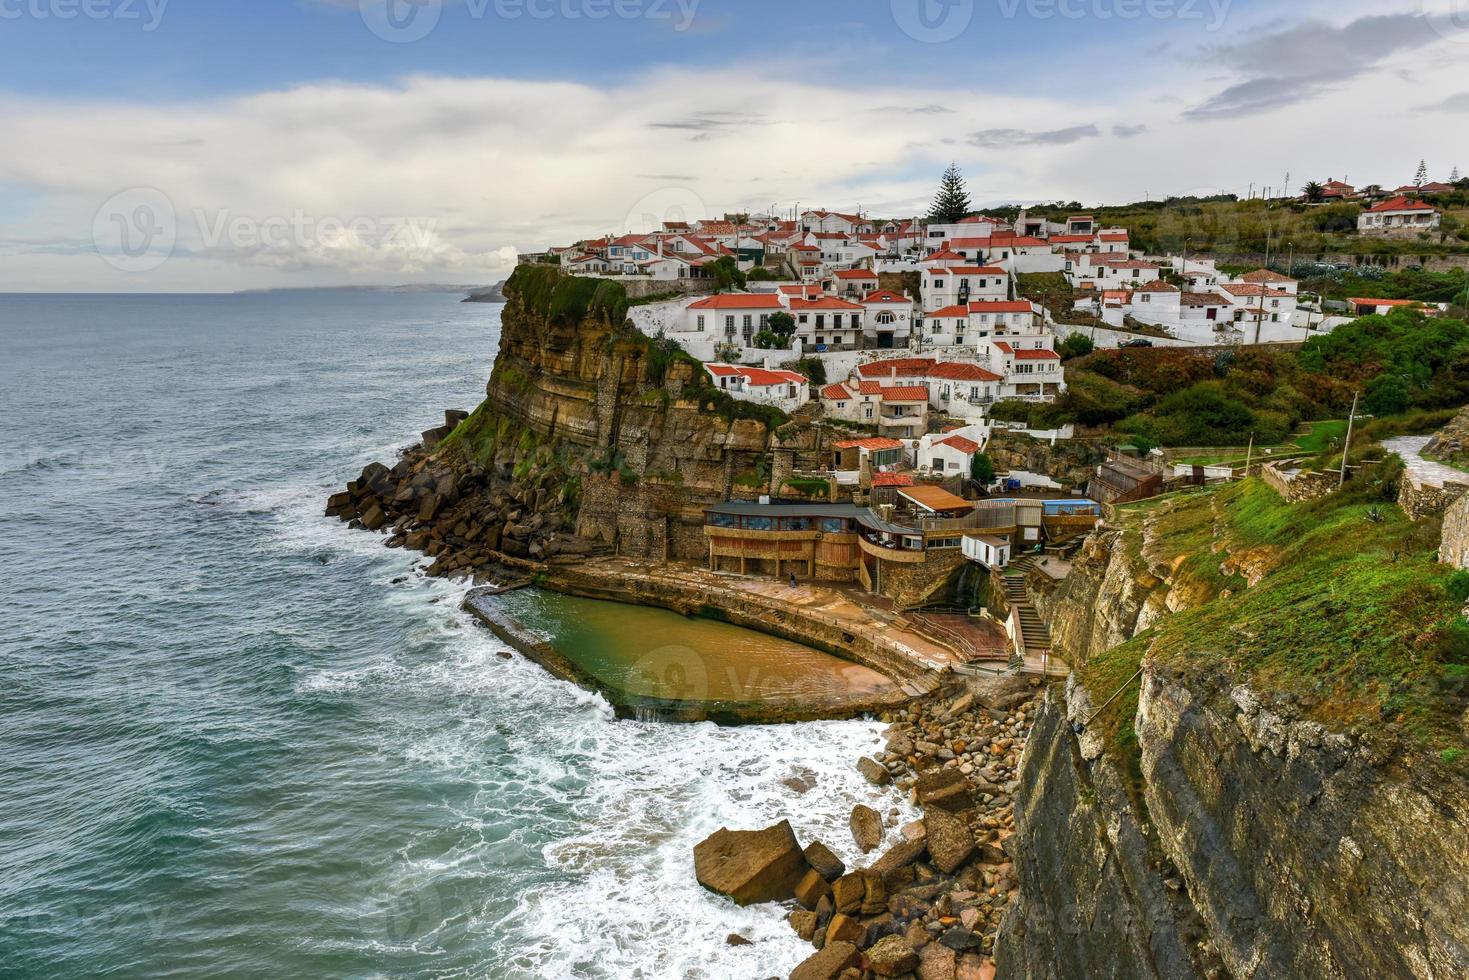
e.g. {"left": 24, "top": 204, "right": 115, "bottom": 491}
{"left": 1383, "top": 435, "right": 1468, "bottom": 489}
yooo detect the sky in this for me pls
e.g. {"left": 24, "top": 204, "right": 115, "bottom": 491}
{"left": 1, "top": 0, "right": 1467, "bottom": 292}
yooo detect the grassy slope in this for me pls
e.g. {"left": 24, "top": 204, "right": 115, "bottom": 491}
{"left": 1079, "top": 477, "right": 1469, "bottom": 777}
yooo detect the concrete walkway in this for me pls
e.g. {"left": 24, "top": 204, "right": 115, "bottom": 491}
{"left": 1384, "top": 436, "right": 1469, "bottom": 490}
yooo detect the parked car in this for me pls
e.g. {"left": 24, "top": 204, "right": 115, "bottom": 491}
{"left": 1119, "top": 338, "right": 1153, "bottom": 348}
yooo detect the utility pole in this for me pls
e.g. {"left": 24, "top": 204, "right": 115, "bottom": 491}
{"left": 1245, "top": 433, "right": 1254, "bottom": 478}
{"left": 1340, "top": 391, "right": 1359, "bottom": 488}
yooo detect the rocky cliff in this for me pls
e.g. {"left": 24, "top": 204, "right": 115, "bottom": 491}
{"left": 997, "top": 483, "right": 1469, "bottom": 979}
{"left": 327, "top": 266, "right": 813, "bottom": 574}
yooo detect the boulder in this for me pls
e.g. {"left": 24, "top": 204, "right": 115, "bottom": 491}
{"left": 857, "top": 757, "right": 892, "bottom": 786}
{"left": 803, "top": 841, "right": 845, "bottom": 882}
{"left": 917, "top": 768, "right": 975, "bottom": 813}
{"left": 831, "top": 873, "right": 866, "bottom": 914}
{"left": 924, "top": 808, "right": 975, "bottom": 874}
{"left": 870, "top": 835, "right": 928, "bottom": 880}
{"left": 789, "top": 908, "right": 818, "bottom": 942}
{"left": 850, "top": 804, "right": 884, "bottom": 853}
{"left": 865, "top": 935, "right": 919, "bottom": 977}
{"left": 794, "top": 868, "right": 833, "bottom": 910}
{"left": 790, "top": 941, "right": 860, "bottom": 980}
{"left": 956, "top": 953, "right": 996, "bottom": 980}
{"left": 693, "top": 821, "right": 810, "bottom": 906}
{"left": 724, "top": 933, "right": 751, "bottom": 946}
{"left": 824, "top": 913, "right": 865, "bottom": 946}
{"left": 417, "top": 493, "right": 441, "bottom": 523}
{"left": 359, "top": 503, "right": 387, "bottom": 531}
{"left": 918, "top": 941, "right": 958, "bottom": 980}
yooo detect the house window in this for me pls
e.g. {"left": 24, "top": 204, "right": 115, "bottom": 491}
{"left": 696, "top": 315, "right": 705, "bottom": 331}
{"left": 724, "top": 315, "right": 735, "bottom": 334}
{"left": 863, "top": 405, "right": 874, "bottom": 419}
{"left": 742, "top": 315, "right": 753, "bottom": 330}
{"left": 956, "top": 335, "right": 965, "bottom": 345}
{"left": 759, "top": 314, "right": 770, "bottom": 327}
{"left": 876, "top": 311, "right": 895, "bottom": 325}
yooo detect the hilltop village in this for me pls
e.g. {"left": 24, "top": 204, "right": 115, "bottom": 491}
{"left": 330, "top": 173, "right": 1469, "bottom": 980}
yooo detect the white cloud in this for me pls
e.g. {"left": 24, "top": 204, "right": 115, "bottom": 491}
{"left": 0, "top": 6, "right": 1465, "bottom": 292}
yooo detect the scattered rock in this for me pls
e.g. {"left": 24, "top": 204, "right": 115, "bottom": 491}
{"left": 918, "top": 941, "right": 958, "bottom": 980}
{"left": 858, "top": 756, "right": 892, "bottom": 786}
{"left": 790, "top": 940, "right": 860, "bottom": 980}
{"left": 725, "top": 933, "right": 751, "bottom": 946}
{"left": 925, "top": 805, "right": 976, "bottom": 874}
{"left": 693, "top": 820, "right": 810, "bottom": 906}
{"left": 850, "top": 804, "right": 884, "bottom": 853}
{"left": 803, "top": 841, "right": 845, "bottom": 882}
{"left": 825, "top": 913, "right": 865, "bottom": 946}
{"left": 864, "top": 935, "right": 919, "bottom": 977}
{"left": 794, "top": 868, "right": 833, "bottom": 910}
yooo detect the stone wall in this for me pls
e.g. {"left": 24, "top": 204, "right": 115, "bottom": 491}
{"left": 1442, "top": 493, "right": 1469, "bottom": 568}
{"left": 1260, "top": 461, "right": 1339, "bottom": 502}
{"left": 1397, "top": 472, "right": 1469, "bottom": 521}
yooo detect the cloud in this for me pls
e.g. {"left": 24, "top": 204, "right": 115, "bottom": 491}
{"left": 1111, "top": 124, "right": 1148, "bottom": 139}
{"left": 874, "top": 105, "right": 953, "bottom": 115}
{"left": 648, "top": 110, "right": 766, "bottom": 133}
{"left": 968, "top": 125, "right": 1100, "bottom": 148}
{"left": 1185, "top": 12, "right": 1436, "bottom": 119}
{"left": 1421, "top": 92, "right": 1469, "bottom": 113}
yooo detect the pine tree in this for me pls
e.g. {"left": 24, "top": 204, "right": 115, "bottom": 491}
{"left": 927, "top": 164, "right": 972, "bottom": 224}
{"left": 1414, "top": 159, "right": 1428, "bottom": 187}
{"left": 1452, "top": 166, "right": 1461, "bottom": 183}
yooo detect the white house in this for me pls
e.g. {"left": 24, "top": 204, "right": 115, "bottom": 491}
{"left": 918, "top": 432, "right": 982, "bottom": 476}
{"left": 789, "top": 296, "right": 866, "bottom": 350}
{"left": 1233, "top": 269, "right": 1298, "bottom": 295}
{"left": 1358, "top": 197, "right": 1442, "bottom": 235}
{"left": 801, "top": 210, "right": 871, "bottom": 235}
{"left": 922, "top": 263, "right": 1009, "bottom": 313}
{"left": 1218, "top": 282, "right": 1294, "bottom": 328}
{"left": 830, "top": 267, "right": 881, "bottom": 299}
{"left": 684, "top": 293, "right": 786, "bottom": 346}
{"left": 990, "top": 342, "right": 1063, "bottom": 401}
{"left": 966, "top": 300, "right": 1043, "bottom": 340}
{"left": 962, "top": 533, "right": 1011, "bottom": 569}
{"left": 862, "top": 289, "right": 917, "bottom": 349}
{"left": 704, "top": 363, "right": 810, "bottom": 413}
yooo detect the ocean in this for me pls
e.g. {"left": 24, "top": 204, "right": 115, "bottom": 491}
{"left": 0, "top": 291, "right": 908, "bottom": 979}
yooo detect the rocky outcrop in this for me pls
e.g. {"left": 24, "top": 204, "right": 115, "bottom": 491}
{"left": 1033, "top": 526, "right": 1168, "bottom": 662}
{"left": 985, "top": 431, "right": 1106, "bottom": 492}
{"left": 997, "top": 656, "right": 1469, "bottom": 979}
{"left": 694, "top": 820, "right": 811, "bottom": 906}
{"left": 329, "top": 266, "right": 814, "bottom": 578}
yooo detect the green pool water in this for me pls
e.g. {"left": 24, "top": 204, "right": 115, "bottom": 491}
{"left": 490, "top": 589, "right": 893, "bottom": 703}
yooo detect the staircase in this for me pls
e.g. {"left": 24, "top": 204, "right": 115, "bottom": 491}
{"left": 1003, "top": 562, "right": 1051, "bottom": 656}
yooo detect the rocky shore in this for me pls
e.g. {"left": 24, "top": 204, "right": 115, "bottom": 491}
{"left": 325, "top": 409, "right": 606, "bottom": 582}
{"left": 695, "top": 673, "right": 1042, "bottom": 980}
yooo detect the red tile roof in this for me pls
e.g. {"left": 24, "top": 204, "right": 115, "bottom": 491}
{"left": 790, "top": 297, "right": 865, "bottom": 311}
{"left": 833, "top": 436, "right": 905, "bottom": 451}
{"left": 938, "top": 435, "right": 981, "bottom": 454}
{"left": 871, "top": 472, "right": 916, "bottom": 487}
{"left": 927, "top": 304, "right": 972, "bottom": 318}
{"left": 858, "top": 358, "right": 935, "bottom": 377}
{"left": 833, "top": 268, "right": 879, "bottom": 279}
{"left": 820, "top": 383, "right": 852, "bottom": 400}
{"left": 1240, "top": 269, "right": 1295, "bottom": 283}
{"left": 967, "top": 301, "right": 1036, "bottom": 314}
{"left": 1010, "top": 348, "right": 1061, "bottom": 360}
{"left": 863, "top": 290, "right": 910, "bottom": 304}
{"left": 707, "top": 364, "right": 806, "bottom": 386}
{"left": 930, "top": 362, "right": 1003, "bottom": 382}
{"left": 880, "top": 386, "right": 930, "bottom": 401}
{"left": 1135, "top": 280, "right": 1179, "bottom": 292}
{"left": 1366, "top": 196, "right": 1438, "bottom": 213}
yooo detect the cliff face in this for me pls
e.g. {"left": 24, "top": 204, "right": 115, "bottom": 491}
{"left": 999, "top": 505, "right": 1469, "bottom": 980}
{"left": 326, "top": 268, "right": 808, "bottom": 572}
{"left": 481, "top": 271, "right": 786, "bottom": 559}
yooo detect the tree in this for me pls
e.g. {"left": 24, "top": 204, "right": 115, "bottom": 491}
{"left": 1415, "top": 160, "right": 1429, "bottom": 188}
{"left": 970, "top": 452, "right": 996, "bottom": 484}
{"left": 1301, "top": 180, "right": 1326, "bottom": 203}
{"left": 1452, "top": 166, "right": 1461, "bottom": 183}
{"left": 1058, "top": 333, "right": 1095, "bottom": 360}
{"left": 794, "top": 356, "right": 827, "bottom": 386}
{"left": 768, "top": 311, "right": 796, "bottom": 347}
{"left": 704, "top": 256, "right": 746, "bottom": 291}
{"left": 928, "top": 164, "right": 972, "bottom": 224}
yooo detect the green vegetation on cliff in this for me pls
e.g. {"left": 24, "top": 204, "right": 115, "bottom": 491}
{"left": 1081, "top": 473, "right": 1469, "bottom": 779}
{"left": 993, "top": 308, "right": 1469, "bottom": 445}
